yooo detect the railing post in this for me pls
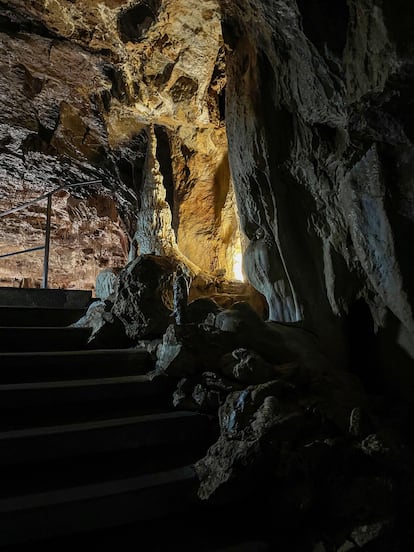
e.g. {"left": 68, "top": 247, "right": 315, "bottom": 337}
{"left": 42, "top": 194, "right": 52, "bottom": 289}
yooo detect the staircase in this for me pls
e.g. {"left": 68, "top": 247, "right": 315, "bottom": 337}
{"left": 0, "top": 288, "right": 220, "bottom": 550}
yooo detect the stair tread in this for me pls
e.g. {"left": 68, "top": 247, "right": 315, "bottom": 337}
{"left": 0, "top": 410, "right": 204, "bottom": 439}
{"left": 0, "top": 465, "right": 196, "bottom": 513}
{"left": 0, "top": 288, "right": 92, "bottom": 309}
{"left": 0, "top": 304, "right": 88, "bottom": 311}
{"left": 0, "top": 347, "right": 149, "bottom": 358}
{"left": 0, "top": 374, "right": 154, "bottom": 391}
{"left": 0, "top": 306, "right": 88, "bottom": 327}
{"left": 0, "top": 325, "right": 91, "bottom": 330}
{"left": 0, "top": 298, "right": 209, "bottom": 547}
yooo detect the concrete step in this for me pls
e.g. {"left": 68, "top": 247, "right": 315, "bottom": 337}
{"left": 0, "top": 326, "right": 92, "bottom": 352}
{"left": 0, "top": 411, "right": 212, "bottom": 466}
{"left": 1, "top": 400, "right": 171, "bottom": 432}
{"left": 0, "top": 305, "right": 87, "bottom": 326}
{"left": 0, "top": 287, "right": 92, "bottom": 308}
{"left": 0, "top": 465, "right": 197, "bottom": 547}
{"left": 0, "top": 374, "right": 172, "bottom": 411}
{"left": 0, "top": 431, "right": 212, "bottom": 497}
{"left": 0, "top": 348, "right": 153, "bottom": 383}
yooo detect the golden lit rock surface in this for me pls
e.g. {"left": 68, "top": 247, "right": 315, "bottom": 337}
{"left": 0, "top": 0, "right": 241, "bottom": 289}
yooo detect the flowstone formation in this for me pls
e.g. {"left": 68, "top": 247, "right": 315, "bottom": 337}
{"left": 3, "top": 1, "right": 414, "bottom": 549}
{"left": 0, "top": 0, "right": 242, "bottom": 288}
{"left": 219, "top": 0, "right": 414, "bottom": 391}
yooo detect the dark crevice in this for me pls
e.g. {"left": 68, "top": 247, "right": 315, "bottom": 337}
{"left": 346, "top": 299, "right": 380, "bottom": 393}
{"left": 0, "top": 1, "right": 59, "bottom": 40}
{"left": 296, "top": 0, "right": 349, "bottom": 58}
{"left": 112, "top": 130, "right": 148, "bottom": 201}
{"left": 154, "top": 62, "right": 175, "bottom": 88}
{"left": 218, "top": 88, "right": 226, "bottom": 122}
{"left": 382, "top": 0, "right": 414, "bottom": 56}
{"left": 101, "top": 63, "right": 130, "bottom": 104}
{"left": 118, "top": 1, "right": 161, "bottom": 43}
{"left": 154, "top": 125, "right": 177, "bottom": 236}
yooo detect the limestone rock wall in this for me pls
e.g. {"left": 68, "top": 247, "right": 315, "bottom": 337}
{"left": 2, "top": 0, "right": 413, "bottom": 389}
{"left": 0, "top": 0, "right": 242, "bottom": 288}
{"left": 219, "top": 0, "right": 414, "bottom": 381}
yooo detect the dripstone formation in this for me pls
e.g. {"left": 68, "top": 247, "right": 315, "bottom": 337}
{"left": 1, "top": 0, "right": 414, "bottom": 550}
{"left": 0, "top": 0, "right": 241, "bottom": 287}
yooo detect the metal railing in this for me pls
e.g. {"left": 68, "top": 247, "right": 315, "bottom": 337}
{"left": 0, "top": 179, "right": 102, "bottom": 288}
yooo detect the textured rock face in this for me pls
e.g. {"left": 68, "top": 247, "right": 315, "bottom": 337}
{"left": 0, "top": 0, "right": 242, "bottom": 289}
{"left": 219, "top": 0, "right": 414, "bottom": 381}
{"left": 1, "top": 0, "right": 413, "bottom": 386}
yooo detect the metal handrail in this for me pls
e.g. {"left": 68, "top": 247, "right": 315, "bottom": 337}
{"left": 0, "top": 179, "right": 102, "bottom": 288}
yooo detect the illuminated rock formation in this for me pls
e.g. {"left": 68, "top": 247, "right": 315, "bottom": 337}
{"left": 219, "top": 0, "right": 414, "bottom": 382}
{"left": 0, "top": 0, "right": 242, "bottom": 289}
{"left": 1, "top": 0, "right": 413, "bottom": 380}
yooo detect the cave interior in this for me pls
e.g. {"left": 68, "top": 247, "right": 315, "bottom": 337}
{"left": 0, "top": 0, "right": 414, "bottom": 550}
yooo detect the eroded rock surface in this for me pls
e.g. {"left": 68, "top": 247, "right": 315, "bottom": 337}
{"left": 149, "top": 300, "right": 413, "bottom": 550}
{"left": 0, "top": 0, "right": 243, "bottom": 288}
{"left": 219, "top": 0, "right": 414, "bottom": 388}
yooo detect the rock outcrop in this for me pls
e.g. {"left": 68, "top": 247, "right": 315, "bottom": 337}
{"left": 148, "top": 300, "right": 413, "bottom": 550}
{"left": 2, "top": 2, "right": 414, "bottom": 548}
{"left": 0, "top": 0, "right": 243, "bottom": 289}
{"left": 219, "top": 0, "right": 414, "bottom": 389}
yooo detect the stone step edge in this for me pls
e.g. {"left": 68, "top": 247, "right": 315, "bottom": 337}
{"left": 0, "top": 374, "right": 157, "bottom": 392}
{"left": 0, "top": 410, "right": 203, "bottom": 440}
{"left": 0, "top": 326, "right": 91, "bottom": 331}
{"left": 0, "top": 304, "right": 88, "bottom": 311}
{"left": 0, "top": 348, "right": 150, "bottom": 359}
{"left": 0, "top": 465, "right": 196, "bottom": 513}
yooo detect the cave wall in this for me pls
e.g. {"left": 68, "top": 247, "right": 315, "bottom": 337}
{"left": 0, "top": 0, "right": 241, "bottom": 287}
{"left": 1, "top": 0, "right": 413, "bottom": 389}
{"left": 219, "top": 0, "right": 414, "bottom": 381}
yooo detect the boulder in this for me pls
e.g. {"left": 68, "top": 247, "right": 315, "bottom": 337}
{"left": 111, "top": 254, "right": 176, "bottom": 340}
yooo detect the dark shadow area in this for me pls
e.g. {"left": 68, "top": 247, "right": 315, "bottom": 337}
{"left": 377, "top": 310, "right": 414, "bottom": 401}
{"left": 346, "top": 299, "right": 380, "bottom": 393}
{"left": 382, "top": 0, "right": 414, "bottom": 56}
{"left": 296, "top": 0, "right": 349, "bottom": 57}
{"left": 154, "top": 125, "right": 177, "bottom": 235}
{"left": 101, "top": 63, "right": 130, "bottom": 104}
{"left": 385, "top": 63, "right": 414, "bottom": 143}
{"left": 0, "top": 1, "right": 58, "bottom": 39}
{"left": 218, "top": 88, "right": 226, "bottom": 121}
{"left": 170, "top": 76, "right": 198, "bottom": 103}
{"left": 118, "top": 0, "right": 161, "bottom": 43}
{"left": 258, "top": 52, "right": 295, "bottom": 164}
{"left": 112, "top": 130, "right": 148, "bottom": 202}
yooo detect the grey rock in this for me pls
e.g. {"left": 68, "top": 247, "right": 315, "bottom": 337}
{"left": 153, "top": 324, "right": 198, "bottom": 378}
{"left": 220, "top": 0, "right": 414, "bottom": 385}
{"left": 348, "top": 407, "right": 373, "bottom": 438}
{"left": 336, "top": 541, "right": 356, "bottom": 552}
{"left": 186, "top": 298, "right": 222, "bottom": 324}
{"left": 111, "top": 254, "right": 176, "bottom": 340}
{"left": 95, "top": 269, "right": 119, "bottom": 301}
{"left": 220, "top": 348, "right": 276, "bottom": 384}
{"left": 350, "top": 519, "right": 393, "bottom": 548}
